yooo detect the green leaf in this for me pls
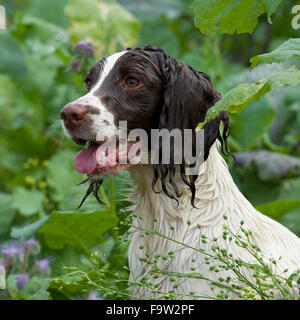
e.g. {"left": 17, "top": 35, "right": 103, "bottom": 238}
{"left": 201, "top": 67, "right": 300, "bottom": 125}
{"left": 0, "top": 193, "right": 17, "bottom": 236}
{"left": 10, "top": 217, "right": 48, "bottom": 239}
{"left": 12, "top": 187, "right": 44, "bottom": 217}
{"left": 250, "top": 38, "right": 300, "bottom": 70}
{"left": 59, "top": 183, "right": 107, "bottom": 212}
{"left": 255, "top": 200, "right": 300, "bottom": 220}
{"left": 49, "top": 246, "right": 85, "bottom": 277}
{"left": 191, "top": 0, "right": 282, "bottom": 35}
{"left": 231, "top": 97, "right": 276, "bottom": 150}
{"left": 262, "top": 0, "right": 282, "bottom": 19}
{"left": 0, "top": 31, "right": 27, "bottom": 79}
{"left": 280, "top": 177, "right": 300, "bottom": 201}
{"left": 278, "top": 207, "right": 300, "bottom": 237}
{"left": 38, "top": 210, "right": 117, "bottom": 253}
{"left": 47, "top": 150, "right": 82, "bottom": 204}
{"left": 20, "top": 277, "right": 52, "bottom": 300}
{"left": 230, "top": 166, "right": 282, "bottom": 206}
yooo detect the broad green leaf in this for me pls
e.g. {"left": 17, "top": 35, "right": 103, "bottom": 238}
{"left": 255, "top": 200, "right": 300, "bottom": 220}
{"left": 47, "top": 150, "right": 82, "bottom": 204}
{"left": 49, "top": 246, "right": 86, "bottom": 277}
{"left": 250, "top": 38, "right": 300, "bottom": 70}
{"left": 12, "top": 187, "right": 44, "bottom": 217}
{"left": 20, "top": 277, "right": 52, "bottom": 300}
{"left": 230, "top": 97, "right": 276, "bottom": 150}
{"left": 278, "top": 209, "right": 300, "bottom": 237}
{"left": 0, "top": 193, "right": 17, "bottom": 236}
{"left": 0, "top": 126, "right": 53, "bottom": 171}
{"left": 38, "top": 210, "right": 117, "bottom": 253}
{"left": 200, "top": 67, "right": 300, "bottom": 125}
{"left": 59, "top": 183, "right": 107, "bottom": 212}
{"left": 191, "top": 0, "right": 282, "bottom": 35}
{"left": 10, "top": 217, "right": 48, "bottom": 239}
{"left": 65, "top": 0, "right": 141, "bottom": 57}
{"left": 280, "top": 177, "right": 300, "bottom": 201}
{"left": 230, "top": 166, "right": 282, "bottom": 206}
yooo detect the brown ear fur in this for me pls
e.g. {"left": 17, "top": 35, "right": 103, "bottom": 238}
{"left": 139, "top": 45, "right": 231, "bottom": 206}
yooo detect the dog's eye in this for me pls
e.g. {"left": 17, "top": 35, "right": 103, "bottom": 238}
{"left": 85, "top": 79, "right": 92, "bottom": 92}
{"left": 125, "top": 77, "right": 139, "bottom": 88}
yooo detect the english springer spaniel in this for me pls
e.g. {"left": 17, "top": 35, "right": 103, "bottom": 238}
{"left": 60, "top": 45, "right": 300, "bottom": 299}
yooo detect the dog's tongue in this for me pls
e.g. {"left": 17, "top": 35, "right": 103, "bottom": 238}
{"left": 74, "top": 141, "right": 140, "bottom": 174}
{"left": 74, "top": 143, "right": 98, "bottom": 174}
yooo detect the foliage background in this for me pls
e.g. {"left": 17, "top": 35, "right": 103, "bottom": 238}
{"left": 0, "top": 0, "right": 300, "bottom": 299}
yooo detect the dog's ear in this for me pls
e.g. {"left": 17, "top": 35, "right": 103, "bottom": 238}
{"left": 159, "top": 62, "right": 221, "bottom": 132}
{"left": 141, "top": 45, "right": 230, "bottom": 206}
{"left": 154, "top": 48, "right": 227, "bottom": 160}
{"left": 203, "top": 111, "right": 231, "bottom": 161}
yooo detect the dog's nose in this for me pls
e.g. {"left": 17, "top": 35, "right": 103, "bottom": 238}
{"left": 60, "top": 104, "right": 89, "bottom": 127}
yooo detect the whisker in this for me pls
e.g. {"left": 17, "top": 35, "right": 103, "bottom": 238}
{"left": 93, "top": 179, "right": 106, "bottom": 204}
{"left": 76, "top": 178, "right": 106, "bottom": 208}
{"left": 76, "top": 178, "right": 90, "bottom": 186}
{"left": 76, "top": 182, "right": 94, "bottom": 209}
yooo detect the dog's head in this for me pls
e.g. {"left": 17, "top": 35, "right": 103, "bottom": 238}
{"left": 60, "top": 45, "right": 230, "bottom": 206}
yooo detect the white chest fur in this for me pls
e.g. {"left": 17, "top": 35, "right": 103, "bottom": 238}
{"left": 127, "top": 144, "right": 300, "bottom": 299}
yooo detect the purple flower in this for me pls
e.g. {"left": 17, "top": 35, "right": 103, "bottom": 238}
{"left": 23, "top": 238, "right": 40, "bottom": 254}
{"left": 87, "top": 291, "right": 104, "bottom": 300}
{"left": 35, "top": 258, "right": 51, "bottom": 275}
{"left": 74, "top": 41, "right": 95, "bottom": 58}
{"left": 16, "top": 273, "right": 30, "bottom": 290}
{"left": 1, "top": 245, "right": 25, "bottom": 260}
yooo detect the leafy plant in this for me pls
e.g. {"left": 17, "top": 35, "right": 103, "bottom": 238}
{"left": 1, "top": 0, "right": 300, "bottom": 300}
{"left": 202, "top": 67, "right": 300, "bottom": 125}
{"left": 191, "top": 0, "right": 282, "bottom": 35}
{"left": 250, "top": 38, "right": 300, "bottom": 69}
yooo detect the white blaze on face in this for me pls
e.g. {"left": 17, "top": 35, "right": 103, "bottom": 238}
{"left": 90, "top": 51, "right": 127, "bottom": 95}
{"left": 62, "top": 51, "right": 127, "bottom": 141}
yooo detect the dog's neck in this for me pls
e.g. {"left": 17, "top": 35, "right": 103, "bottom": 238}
{"left": 128, "top": 143, "right": 236, "bottom": 229}
{"left": 127, "top": 143, "right": 240, "bottom": 279}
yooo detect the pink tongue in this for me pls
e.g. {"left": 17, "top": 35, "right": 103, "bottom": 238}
{"left": 74, "top": 144, "right": 98, "bottom": 174}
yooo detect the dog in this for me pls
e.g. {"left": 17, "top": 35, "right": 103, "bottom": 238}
{"left": 60, "top": 45, "right": 300, "bottom": 299}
